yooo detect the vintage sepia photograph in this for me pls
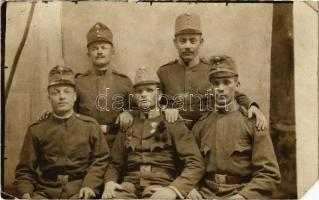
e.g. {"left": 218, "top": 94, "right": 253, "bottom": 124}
{"left": 1, "top": 1, "right": 318, "bottom": 199}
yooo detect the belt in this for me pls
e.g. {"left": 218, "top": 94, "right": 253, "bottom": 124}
{"left": 128, "top": 164, "right": 175, "bottom": 176}
{"left": 42, "top": 173, "right": 84, "bottom": 182}
{"left": 205, "top": 173, "right": 251, "bottom": 184}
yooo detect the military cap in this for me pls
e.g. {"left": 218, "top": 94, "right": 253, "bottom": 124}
{"left": 87, "top": 22, "right": 113, "bottom": 47}
{"left": 48, "top": 65, "right": 75, "bottom": 87}
{"left": 175, "top": 12, "right": 202, "bottom": 36}
{"left": 133, "top": 66, "right": 160, "bottom": 87}
{"left": 209, "top": 55, "right": 238, "bottom": 79}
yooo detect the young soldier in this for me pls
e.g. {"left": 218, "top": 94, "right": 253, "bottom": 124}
{"left": 102, "top": 66, "right": 204, "bottom": 199}
{"left": 157, "top": 12, "right": 267, "bottom": 130}
{"left": 15, "top": 66, "right": 109, "bottom": 199}
{"left": 187, "top": 56, "right": 281, "bottom": 199}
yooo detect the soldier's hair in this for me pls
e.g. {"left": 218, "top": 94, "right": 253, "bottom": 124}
{"left": 47, "top": 84, "right": 76, "bottom": 93}
{"left": 133, "top": 83, "right": 162, "bottom": 92}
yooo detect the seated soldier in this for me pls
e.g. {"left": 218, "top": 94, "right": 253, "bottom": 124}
{"left": 14, "top": 65, "right": 110, "bottom": 199}
{"left": 187, "top": 56, "right": 281, "bottom": 200}
{"left": 102, "top": 66, "right": 205, "bottom": 199}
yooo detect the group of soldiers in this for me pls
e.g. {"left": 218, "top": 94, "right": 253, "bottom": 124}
{"left": 14, "top": 12, "right": 281, "bottom": 199}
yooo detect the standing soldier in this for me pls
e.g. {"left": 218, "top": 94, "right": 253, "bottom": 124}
{"left": 157, "top": 13, "right": 267, "bottom": 130}
{"left": 75, "top": 22, "right": 133, "bottom": 148}
{"left": 187, "top": 56, "right": 281, "bottom": 199}
{"left": 39, "top": 23, "right": 133, "bottom": 149}
{"left": 102, "top": 66, "right": 204, "bottom": 199}
{"left": 15, "top": 66, "right": 109, "bottom": 199}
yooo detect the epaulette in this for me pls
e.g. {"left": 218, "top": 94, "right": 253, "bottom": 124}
{"left": 30, "top": 112, "right": 53, "bottom": 127}
{"left": 198, "top": 111, "right": 212, "bottom": 121}
{"left": 75, "top": 70, "right": 91, "bottom": 78}
{"left": 112, "top": 70, "right": 129, "bottom": 79}
{"left": 74, "top": 113, "right": 98, "bottom": 124}
{"left": 239, "top": 106, "right": 249, "bottom": 117}
{"left": 159, "top": 59, "right": 178, "bottom": 69}
{"left": 200, "top": 57, "right": 210, "bottom": 65}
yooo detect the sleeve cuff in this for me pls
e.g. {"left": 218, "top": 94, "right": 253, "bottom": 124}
{"left": 16, "top": 182, "right": 34, "bottom": 196}
{"left": 104, "top": 171, "right": 119, "bottom": 183}
{"left": 168, "top": 186, "right": 184, "bottom": 199}
{"left": 249, "top": 102, "right": 259, "bottom": 109}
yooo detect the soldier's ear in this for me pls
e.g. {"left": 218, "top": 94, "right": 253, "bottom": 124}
{"left": 73, "top": 88, "right": 77, "bottom": 99}
{"left": 200, "top": 37, "right": 204, "bottom": 45}
{"left": 73, "top": 92, "right": 77, "bottom": 102}
{"left": 173, "top": 37, "right": 177, "bottom": 46}
{"left": 157, "top": 91, "right": 163, "bottom": 102}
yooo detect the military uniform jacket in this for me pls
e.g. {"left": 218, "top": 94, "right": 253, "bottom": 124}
{"left": 192, "top": 107, "right": 281, "bottom": 199}
{"left": 15, "top": 113, "right": 109, "bottom": 196}
{"left": 157, "top": 59, "right": 254, "bottom": 121}
{"left": 75, "top": 68, "right": 133, "bottom": 126}
{"left": 104, "top": 111, "right": 205, "bottom": 197}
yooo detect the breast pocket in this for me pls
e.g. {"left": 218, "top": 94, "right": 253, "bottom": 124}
{"left": 68, "top": 145, "right": 91, "bottom": 161}
{"left": 42, "top": 153, "right": 58, "bottom": 165}
{"left": 150, "top": 133, "right": 173, "bottom": 152}
{"left": 229, "top": 141, "right": 251, "bottom": 164}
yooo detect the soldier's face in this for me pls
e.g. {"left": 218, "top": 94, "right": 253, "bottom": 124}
{"left": 87, "top": 41, "right": 114, "bottom": 68}
{"left": 134, "top": 84, "right": 161, "bottom": 111}
{"left": 48, "top": 85, "right": 77, "bottom": 116}
{"left": 210, "top": 76, "right": 238, "bottom": 106}
{"left": 174, "top": 34, "right": 203, "bottom": 63}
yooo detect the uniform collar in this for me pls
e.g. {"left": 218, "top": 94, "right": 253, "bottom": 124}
{"left": 139, "top": 109, "right": 161, "bottom": 120}
{"left": 178, "top": 56, "right": 200, "bottom": 68}
{"left": 52, "top": 110, "right": 75, "bottom": 121}
{"left": 215, "top": 100, "right": 239, "bottom": 114}
{"left": 92, "top": 63, "right": 114, "bottom": 76}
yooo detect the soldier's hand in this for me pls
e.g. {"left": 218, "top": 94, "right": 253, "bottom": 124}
{"left": 78, "top": 187, "right": 95, "bottom": 199}
{"left": 102, "top": 181, "right": 124, "bottom": 199}
{"left": 150, "top": 187, "right": 177, "bottom": 199}
{"left": 248, "top": 105, "right": 267, "bottom": 131}
{"left": 228, "top": 194, "right": 246, "bottom": 200}
{"left": 22, "top": 193, "right": 31, "bottom": 199}
{"left": 115, "top": 111, "right": 133, "bottom": 132}
{"left": 37, "top": 110, "right": 51, "bottom": 121}
{"left": 187, "top": 188, "right": 203, "bottom": 200}
{"left": 164, "top": 108, "right": 179, "bottom": 123}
